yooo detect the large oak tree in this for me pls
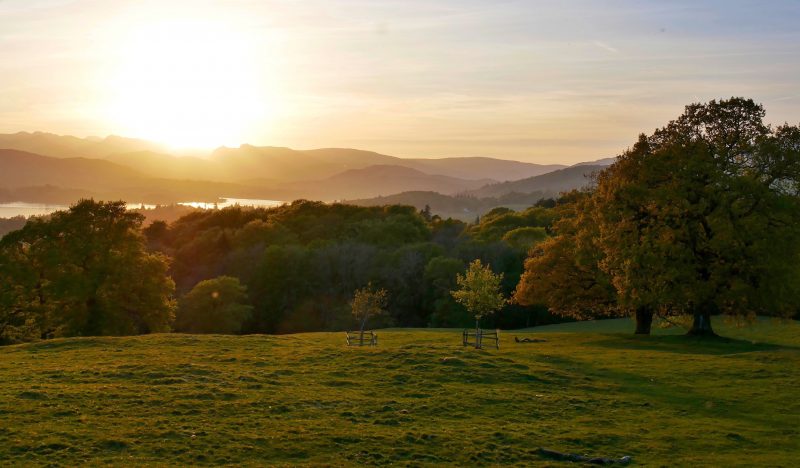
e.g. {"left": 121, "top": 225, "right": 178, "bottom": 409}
{"left": 0, "top": 200, "right": 175, "bottom": 342}
{"left": 514, "top": 191, "right": 624, "bottom": 328}
{"left": 517, "top": 98, "right": 800, "bottom": 335}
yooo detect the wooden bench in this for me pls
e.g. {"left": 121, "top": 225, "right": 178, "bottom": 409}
{"left": 346, "top": 330, "right": 378, "bottom": 346}
{"left": 463, "top": 329, "right": 499, "bottom": 349}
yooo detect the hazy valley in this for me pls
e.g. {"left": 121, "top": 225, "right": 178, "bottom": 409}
{"left": 0, "top": 132, "right": 610, "bottom": 221}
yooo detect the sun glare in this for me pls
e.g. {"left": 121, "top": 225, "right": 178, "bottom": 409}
{"left": 106, "top": 18, "right": 272, "bottom": 149}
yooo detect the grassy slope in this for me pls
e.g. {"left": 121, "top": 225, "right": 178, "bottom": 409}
{"left": 0, "top": 319, "right": 798, "bottom": 466}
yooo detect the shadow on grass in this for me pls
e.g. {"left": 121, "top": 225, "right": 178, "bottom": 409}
{"left": 540, "top": 352, "right": 789, "bottom": 431}
{"left": 18, "top": 337, "right": 119, "bottom": 353}
{"left": 591, "top": 334, "right": 797, "bottom": 355}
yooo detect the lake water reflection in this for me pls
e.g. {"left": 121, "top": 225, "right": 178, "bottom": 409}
{"left": 0, "top": 198, "right": 284, "bottom": 218}
{"left": 178, "top": 198, "right": 285, "bottom": 210}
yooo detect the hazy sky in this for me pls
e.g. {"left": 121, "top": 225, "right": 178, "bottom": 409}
{"left": 1, "top": 0, "right": 799, "bottom": 164}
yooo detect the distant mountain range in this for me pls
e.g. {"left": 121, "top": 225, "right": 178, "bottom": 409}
{"left": 572, "top": 157, "right": 616, "bottom": 167}
{"left": 0, "top": 132, "right": 171, "bottom": 159}
{"left": 348, "top": 165, "right": 605, "bottom": 221}
{"left": 0, "top": 149, "right": 265, "bottom": 204}
{"left": 277, "top": 165, "right": 494, "bottom": 200}
{"left": 0, "top": 149, "right": 148, "bottom": 189}
{"left": 464, "top": 164, "right": 606, "bottom": 199}
{"left": 0, "top": 131, "right": 615, "bottom": 213}
{"left": 112, "top": 145, "right": 567, "bottom": 182}
{"left": 0, "top": 132, "right": 567, "bottom": 182}
{"left": 0, "top": 150, "right": 498, "bottom": 203}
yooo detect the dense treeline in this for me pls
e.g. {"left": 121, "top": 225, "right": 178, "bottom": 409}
{"left": 0, "top": 198, "right": 557, "bottom": 343}
{"left": 149, "top": 200, "right": 555, "bottom": 334}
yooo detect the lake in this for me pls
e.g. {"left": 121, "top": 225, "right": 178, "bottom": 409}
{"left": 178, "top": 198, "right": 285, "bottom": 209}
{"left": 0, "top": 199, "right": 284, "bottom": 219}
{"left": 0, "top": 202, "right": 71, "bottom": 218}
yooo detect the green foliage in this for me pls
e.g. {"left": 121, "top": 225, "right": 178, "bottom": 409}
{"left": 350, "top": 283, "right": 389, "bottom": 331}
{"left": 176, "top": 276, "right": 253, "bottom": 334}
{"left": 515, "top": 191, "right": 618, "bottom": 320}
{"left": 423, "top": 257, "right": 470, "bottom": 327}
{"left": 451, "top": 259, "right": 507, "bottom": 320}
{"left": 517, "top": 98, "right": 800, "bottom": 336}
{"left": 153, "top": 200, "right": 550, "bottom": 333}
{"left": 501, "top": 226, "right": 548, "bottom": 251}
{"left": 1, "top": 198, "right": 557, "bottom": 339}
{"left": 469, "top": 206, "right": 555, "bottom": 244}
{"left": 0, "top": 199, "right": 175, "bottom": 343}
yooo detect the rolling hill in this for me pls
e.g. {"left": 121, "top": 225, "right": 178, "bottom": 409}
{"left": 0, "top": 131, "right": 613, "bottom": 209}
{"left": 465, "top": 164, "right": 605, "bottom": 198}
{"left": 208, "top": 145, "right": 565, "bottom": 183}
{"left": 0, "top": 149, "right": 268, "bottom": 204}
{"left": 0, "top": 324, "right": 797, "bottom": 465}
{"left": 572, "top": 157, "right": 616, "bottom": 167}
{"left": 0, "top": 150, "right": 498, "bottom": 205}
{"left": 398, "top": 157, "right": 564, "bottom": 181}
{"left": 280, "top": 165, "right": 494, "bottom": 200}
{"left": 0, "top": 149, "right": 149, "bottom": 189}
{"left": 0, "top": 132, "right": 171, "bottom": 159}
{"left": 349, "top": 164, "right": 606, "bottom": 220}
{"left": 105, "top": 151, "right": 218, "bottom": 181}
{"left": 348, "top": 190, "right": 550, "bottom": 221}
{"left": 0, "top": 132, "right": 569, "bottom": 183}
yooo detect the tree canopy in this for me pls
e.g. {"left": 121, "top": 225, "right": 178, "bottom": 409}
{"left": 0, "top": 199, "right": 175, "bottom": 343}
{"left": 175, "top": 276, "right": 253, "bottom": 334}
{"left": 514, "top": 191, "right": 620, "bottom": 323}
{"left": 517, "top": 98, "right": 800, "bottom": 335}
{"left": 451, "top": 259, "right": 507, "bottom": 325}
{"left": 350, "top": 284, "right": 389, "bottom": 332}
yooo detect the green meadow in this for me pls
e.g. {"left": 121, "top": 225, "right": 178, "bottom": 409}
{"left": 1, "top": 318, "right": 798, "bottom": 466}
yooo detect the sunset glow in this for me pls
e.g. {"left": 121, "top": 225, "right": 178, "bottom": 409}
{"left": 1, "top": 0, "right": 799, "bottom": 162}
{"left": 105, "top": 17, "right": 273, "bottom": 148}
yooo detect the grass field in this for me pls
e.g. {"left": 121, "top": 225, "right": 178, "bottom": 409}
{"left": 1, "top": 318, "right": 798, "bottom": 466}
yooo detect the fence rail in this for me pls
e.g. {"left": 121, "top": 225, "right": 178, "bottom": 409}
{"left": 346, "top": 331, "right": 378, "bottom": 346}
{"left": 463, "top": 329, "right": 499, "bottom": 349}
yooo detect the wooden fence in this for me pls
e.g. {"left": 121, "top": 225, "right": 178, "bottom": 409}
{"left": 345, "top": 330, "right": 378, "bottom": 346}
{"left": 463, "top": 329, "right": 499, "bottom": 349}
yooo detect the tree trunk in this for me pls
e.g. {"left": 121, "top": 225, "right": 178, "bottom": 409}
{"left": 634, "top": 307, "right": 653, "bottom": 335}
{"left": 359, "top": 316, "right": 367, "bottom": 345}
{"left": 687, "top": 312, "right": 716, "bottom": 337}
{"left": 85, "top": 296, "right": 101, "bottom": 336}
{"left": 475, "top": 316, "right": 481, "bottom": 349}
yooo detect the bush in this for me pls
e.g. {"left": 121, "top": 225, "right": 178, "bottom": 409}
{"left": 176, "top": 276, "right": 253, "bottom": 334}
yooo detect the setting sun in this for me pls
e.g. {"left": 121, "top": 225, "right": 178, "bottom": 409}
{"left": 105, "top": 17, "right": 272, "bottom": 148}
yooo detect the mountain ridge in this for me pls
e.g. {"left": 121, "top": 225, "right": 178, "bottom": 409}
{"left": 0, "top": 132, "right": 571, "bottom": 183}
{"left": 0, "top": 131, "right": 614, "bottom": 210}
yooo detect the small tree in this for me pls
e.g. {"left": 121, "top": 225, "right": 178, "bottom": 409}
{"left": 350, "top": 283, "right": 388, "bottom": 334}
{"left": 451, "top": 259, "right": 506, "bottom": 335}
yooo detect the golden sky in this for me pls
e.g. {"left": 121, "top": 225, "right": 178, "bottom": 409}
{"left": 1, "top": 0, "right": 799, "bottom": 164}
